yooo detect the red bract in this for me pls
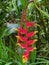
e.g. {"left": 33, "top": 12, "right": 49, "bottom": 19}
{"left": 27, "top": 39, "right": 37, "bottom": 45}
{"left": 19, "top": 36, "right": 27, "bottom": 41}
{"left": 26, "top": 21, "right": 36, "bottom": 27}
{"left": 17, "top": 42, "right": 36, "bottom": 51}
{"left": 27, "top": 46, "right": 34, "bottom": 51}
{"left": 18, "top": 43, "right": 27, "bottom": 48}
{"left": 26, "top": 31, "right": 38, "bottom": 37}
{"left": 15, "top": 28, "right": 27, "bottom": 34}
{"left": 22, "top": 50, "right": 29, "bottom": 63}
{"left": 16, "top": 36, "right": 27, "bottom": 41}
{"left": 15, "top": 9, "right": 38, "bottom": 63}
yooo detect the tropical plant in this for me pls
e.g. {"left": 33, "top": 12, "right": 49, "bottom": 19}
{"left": 0, "top": 0, "right": 49, "bottom": 65}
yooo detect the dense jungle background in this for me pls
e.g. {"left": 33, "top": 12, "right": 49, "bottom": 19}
{"left": 0, "top": 0, "right": 49, "bottom": 65}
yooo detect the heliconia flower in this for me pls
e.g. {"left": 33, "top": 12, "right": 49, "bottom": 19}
{"left": 16, "top": 36, "right": 27, "bottom": 41}
{"left": 15, "top": 9, "right": 38, "bottom": 63}
{"left": 26, "top": 31, "right": 38, "bottom": 37}
{"left": 22, "top": 50, "right": 29, "bottom": 63}
{"left": 26, "top": 21, "right": 36, "bottom": 27}
{"left": 27, "top": 39, "right": 37, "bottom": 45}
{"left": 14, "top": 28, "right": 27, "bottom": 34}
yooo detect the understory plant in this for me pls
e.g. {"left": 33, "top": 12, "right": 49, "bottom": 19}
{"left": 0, "top": 0, "right": 49, "bottom": 65}
{"left": 14, "top": 9, "right": 38, "bottom": 63}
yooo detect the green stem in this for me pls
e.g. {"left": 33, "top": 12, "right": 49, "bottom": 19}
{"left": 34, "top": 0, "right": 49, "bottom": 18}
{"left": 9, "top": 35, "right": 16, "bottom": 47}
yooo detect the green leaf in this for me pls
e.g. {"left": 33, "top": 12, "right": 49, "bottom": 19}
{"left": 14, "top": 61, "right": 22, "bottom": 65}
{"left": 6, "top": 23, "right": 19, "bottom": 36}
{"left": 5, "top": 62, "right": 12, "bottom": 65}
{"left": 34, "top": 0, "right": 49, "bottom": 19}
{"left": 28, "top": 2, "right": 34, "bottom": 11}
{"left": 20, "top": 0, "right": 28, "bottom": 8}
{"left": 0, "top": 25, "right": 8, "bottom": 38}
{"left": 0, "top": 23, "right": 19, "bottom": 38}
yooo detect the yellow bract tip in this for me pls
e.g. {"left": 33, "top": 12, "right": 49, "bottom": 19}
{"left": 34, "top": 47, "right": 37, "bottom": 50}
{"left": 36, "top": 24, "right": 40, "bottom": 27}
{"left": 34, "top": 31, "right": 38, "bottom": 34}
{"left": 34, "top": 39, "right": 38, "bottom": 42}
{"left": 22, "top": 56, "right": 27, "bottom": 63}
{"left": 16, "top": 36, "right": 19, "bottom": 38}
{"left": 13, "top": 28, "right": 18, "bottom": 31}
{"left": 17, "top": 43, "right": 20, "bottom": 46}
